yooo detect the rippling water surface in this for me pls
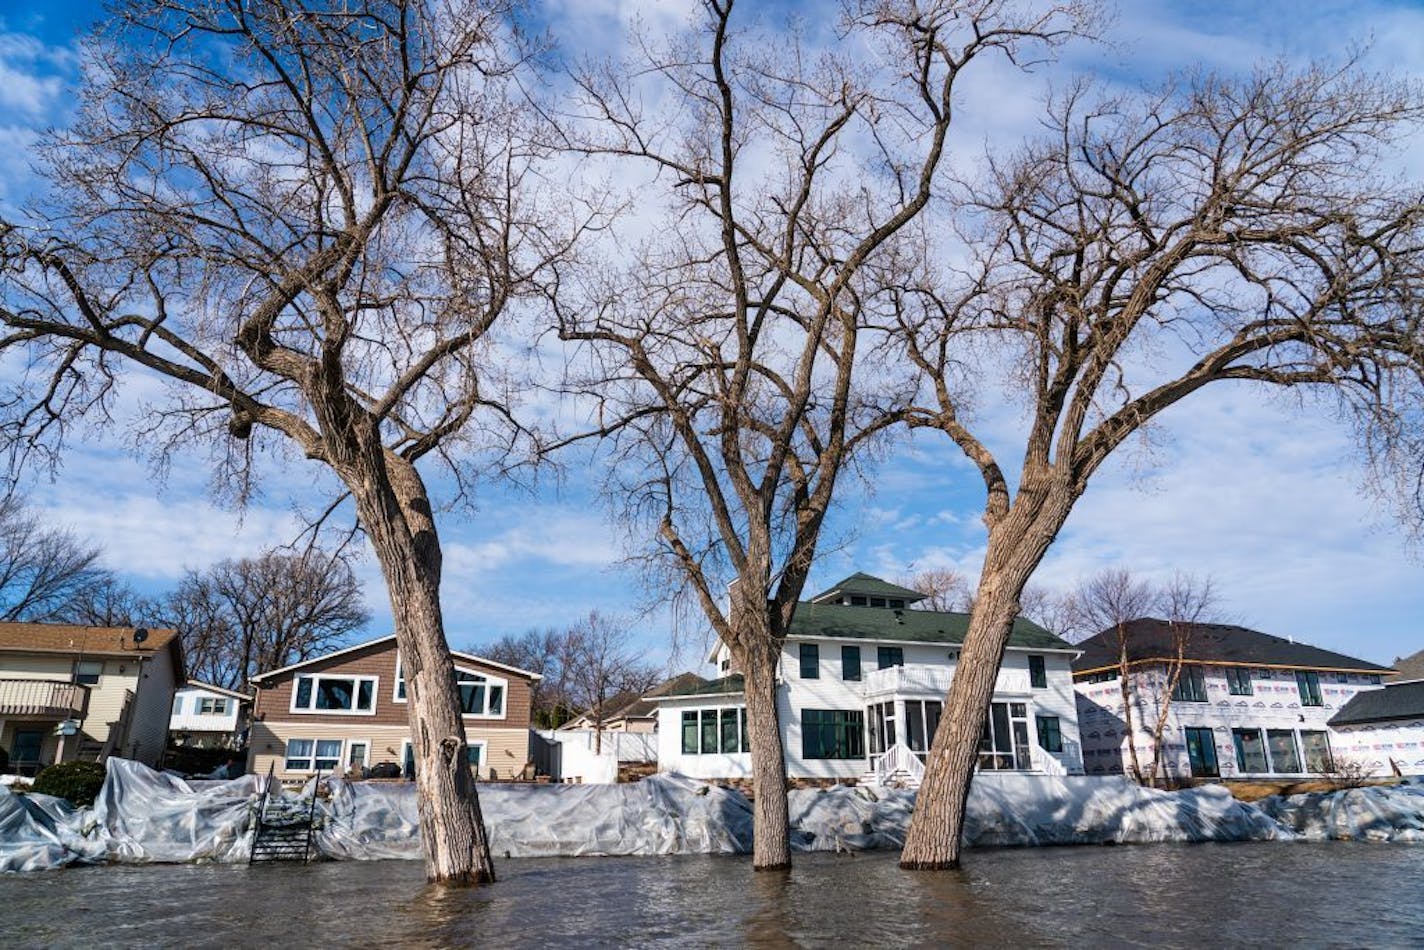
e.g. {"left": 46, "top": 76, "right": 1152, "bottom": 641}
{"left": 4, "top": 843, "right": 1422, "bottom": 947}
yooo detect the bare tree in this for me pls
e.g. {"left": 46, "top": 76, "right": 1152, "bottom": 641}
{"left": 1139, "top": 573, "right": 1218, "bottom": 786}
{"left": 166, "top": 548, "right": 370, "bottom": 691}
{"left": 560, "top": 0, "right": 1087, "bottom": 870}
{"left": 0, "top": 0, "right": 585, "bottom": 884}
{"left": 560, "top": 611, "right": 660, "bottom": 754}
{"left": 0, "top": 496, "right": 108, "bottom": 621}
{"left": 898, "top": 567, "right": 971, "bottom": 612}
{"left": 897, "top": 65, "right": 1424, "bottom": 868}
{"left": 54, "top": 575, "right": 160, "bottom": 628}
{"left": 473, "top": 627, "right": 576, "bottom": 728}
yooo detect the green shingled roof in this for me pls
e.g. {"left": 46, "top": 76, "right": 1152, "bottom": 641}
{"left": 659, "top": 674, "right": 744, "bottom": 698}
{"left": 809, "top": 572, "right": 927, "bottom": 604}
{"left": 788, "top": 602, "right": 1069, "bottom": 649}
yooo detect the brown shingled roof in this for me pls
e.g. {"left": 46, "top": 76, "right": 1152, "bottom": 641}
{"left": 0, "top": 622, "right": 180, "bottom": 657}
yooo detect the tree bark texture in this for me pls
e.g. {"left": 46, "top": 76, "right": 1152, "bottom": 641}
{"left": 901, "top": 484, "right": 1074, "bottom": 869}
{"left": 348, "top": 452, "right": 495, "bottom": 885}
{"left": 741, "top": 636, "right": 792, "bottom": 870}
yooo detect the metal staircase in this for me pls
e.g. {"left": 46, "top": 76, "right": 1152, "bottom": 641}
{"left": 249, "top": 764, "right": 321, "bottom": 864}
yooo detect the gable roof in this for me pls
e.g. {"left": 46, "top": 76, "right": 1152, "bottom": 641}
{"left": 0, "top": 622, "right": 180, "bottom": 657}
{"left": 249, "top": 633, "right": 541, "bottom": 682}
{"left": 1388, "top": 648, "right": 1424, "bottom": 683}
{"left": 179, "top": 680, "right": 253, "bottom": 702}
{"left": 1072, "top": 619, "right": 1392, "bottom": 676}
{"left": 565, "top": 673, "right": 709, "bottom": 725}
{"left": 809, "top": 573, "right": 927, "bottom": 605}
{"left": 655, "top": 673, "right": 745, "bottom": 699}
{"left": 1329, "top": 681, "right": 1424, "bottom": 726}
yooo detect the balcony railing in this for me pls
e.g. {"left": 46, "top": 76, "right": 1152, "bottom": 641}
{"left": 0, "top": 679, "right": 90, "bottom": 718}
{"left": 861, "top": 663, "right": 1033, "bottom": 698}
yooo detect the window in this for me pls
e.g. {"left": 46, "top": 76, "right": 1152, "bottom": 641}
{"left": 74, "top": 660, "right": 103, "bottom": 685}
{"left": 1367, "top": 674, "right": 1382, "bottom": 685}
{"left": 1035, "top": 715, "right": 1063, "bottom": 754}
{"left": 850, "top": 595, "right": 868, "bottom": 606}
{"left": 292, "top": 674, "right": 378, "bottom": 715}
{"left": 285, "top": 738, "right": 342, "bottom": 772}
{"left": 455, "top": 670, "right": 505, "bottom": 717}
{"left": 904, "top": 701, "right": 942, "bottom": 759}
{"left": 1184, "top": 726, "right": 1219, "bottom": 778}
{"left": 347, "top": 741, "right": 370, "bottom": 771}
{"left": 978, "top": 702, "right": 1031, "bottom": 771}
{"left": 1225, "top": 667, "right": 1254, "bottom": 696}
{"left": 801, "top": 709, "right": 865, "bottom": 760}
{"left": 681, "top": 707, "right": 748, "bottom": 755}
{"left": 842, "top": 645, "right": 861, "bottom": 682}
{"left": 1232, "top": 728, "right": 1268, "bottom": 773}
{"left": 1267, "top": 729, "right": 1302, "bottom": 773}
{"left": 172, "top": 696, "right": 184, "bottom": 716}
{"left": 889, "top": 599, "right": 905, "bottom": 609}
{"left": 1296, "top": 671, "right": 1323, "bottom": 707}
{"left": 1083, "top": 669, "right": 1119, "bottom": 684}
{"left": 870, "top": 597, "right": 887, "bottom": 608}
{"left": 868, "top": 701, "right": 895, "bottom": 756}
{"left": 1300, "top": 731, "right": 1334, "bottom": 773}
{"left": 1172, "top": 666, "right": 1208, "bottom": 703}
{"left": 198, "top": 697, "right": 230, "bottom": 716}
{"left": 799, "top": 643, "right": 820, "bottom": 679}
{"left": 1028, "top": 655, "right": 1047, "bottom": 689}
{"left": 466, "top": 743, "right": 484, "bottom": 770}
{"left": 877, "top": 647, "right": 904, "bottom": 670}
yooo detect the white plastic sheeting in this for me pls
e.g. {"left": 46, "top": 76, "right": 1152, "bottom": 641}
{"left": 4, "top": 759, "right": 1424, "bottom": 872}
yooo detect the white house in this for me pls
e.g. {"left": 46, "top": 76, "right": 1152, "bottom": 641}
{"left": 1073, "top": 619, "right": 1392, "bottom": 780}
{"left": 650, "top": 573, "right": 1084, "bottom": 785}
{"left": 169, "top": 681, "right": 252, "bottom": 750}
{"left": 1328, "top": 679, "right": 1424, "bottom": 777}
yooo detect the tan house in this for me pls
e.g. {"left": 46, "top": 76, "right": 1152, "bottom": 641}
{"left": 0, "top": 623, "right": 185, "bottom": 774}
{"left": 248, "top": 635, "right": 539, "bottom": 781}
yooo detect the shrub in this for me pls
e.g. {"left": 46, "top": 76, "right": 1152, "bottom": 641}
{"left": 31, "top": 761, "right": 107, "bottom": 806}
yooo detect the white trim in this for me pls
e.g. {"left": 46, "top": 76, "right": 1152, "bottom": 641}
{"left": 180, "top": 680, "right": 253, "bottom": 701}
{"left": 346, "top": 739, "right": 371, "bottom": 771}
{"left": 399, "top": 738, "right": 489, "bottom": 776}
{"left": 283, "top": 736, "right": 346, "bottom": 773}
{"left": 787, "top": 633, "right": 1080, "bottom": 655}
{"left": 289, "top": 673, "right": 380, "bottom": 716}
{"left": 251, "top": 634, "right": 542, "bottom": 682}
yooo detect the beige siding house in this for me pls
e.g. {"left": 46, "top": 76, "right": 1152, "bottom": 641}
{"left": 249, "top": 636, "right": 539, "bottom": 781}
{"left": 0, "top": 623, "right": 185, "bottom": 774}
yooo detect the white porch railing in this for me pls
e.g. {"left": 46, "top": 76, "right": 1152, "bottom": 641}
{"left": 874, "top": 741, "right": 926, "bottom": 787}
{"left": 861, "top": 663, "right": 1033, "bottom": 698}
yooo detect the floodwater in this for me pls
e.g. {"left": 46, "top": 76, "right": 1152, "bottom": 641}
{"left": 3, "top": 843, "right": 1422, "bottom": 948}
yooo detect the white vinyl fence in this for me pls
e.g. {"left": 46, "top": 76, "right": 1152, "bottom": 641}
{"left": 535, "top": 729, "right": 658, "bottom": 784}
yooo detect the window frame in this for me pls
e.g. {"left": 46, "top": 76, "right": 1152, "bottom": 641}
{"left": 841, "top": 645, "right": 862, "bottom": 682}
{"left": 74, "top": 660, "right": 103, "bottom": 686}
{"left": 1172, "top": 666, "right": 1208, "bottom": 703}
{"left": 1266, "top": 728, "right": 1302, "bottom": 773}
{"left": 1296, "top": 670, "right": 1323, "bottom": 707}
{"left": 1232, "top": 727, "right": 1269, "bottom": 773}
{"left": 877, "top": 646, "right": 904, "bottom": 670}
{"left": 1225, "top": 667, "right": 1254, "bottom": 696}
{"left": 198, "top": 696, "right": 230, "bottom": 716}
{"left": 285, "top": 737, "right": 344, "bottom": 773}
{"left": 290, "top": 673, "right": 380, "bottom": 716}
{"left": 394, "top": 654, "right": 508, "bottom": 719}
{"left": 799, "top": 642, "right": 820, "bottom": 679}
{"left": 1028, "top": 655, "right": 1047, "bottom": 689}
{"left": 1035, "top": 715, "right": 1063, "bottom": 754}
{"left": 679, "top": 706, "right": 749, "bottom": 755}
{"left": 801, "top": 708, "right": 866, "bottom": 760}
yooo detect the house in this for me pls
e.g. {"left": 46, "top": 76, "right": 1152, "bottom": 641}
{"left": 248, "top": 635, "right": 540, "bottom": 781}
{"left": 0, "top": 622, "right": 185, "bottom": 774}
{"left": 1386, "top": 647, "right": 1424, "bottom": 683}
{"left": 169, "top": 681, "right": 252, "bottom": 750}
{"left": 648, "top": 573, "right": 1084, "bottom": 785}
{"left": 1328, "top": 679, "right": 1424, "bottom": 777}
{"left": 1072, "top": 619, "right": 1392, "bottom": 780}
{"left": 559, "top": 672, "right": 706, "bottom": 734}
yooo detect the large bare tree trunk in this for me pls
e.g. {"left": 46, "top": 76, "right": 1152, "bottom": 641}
{"left": 349, "top": 453, "right": 495, "bottom": 885}
{"left": 901, "top": 485, "right": 1072, "bottom": 870}
{"left": 740, "top": 635, "right": 791, "bottom": 870}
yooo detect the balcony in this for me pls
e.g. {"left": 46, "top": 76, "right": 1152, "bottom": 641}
{"left": 860, "top": 663, "right": 1032, "bottom": 699}
{"left": 0, "top": 679, "right": 90, "bottom": 719}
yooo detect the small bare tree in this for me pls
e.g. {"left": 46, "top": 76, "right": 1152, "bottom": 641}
{"left": 167, "top": 547, "right": 370, "bottom": 691}
{"left": 560, "top": 611, "right": 660, "bottom": 755}
{"left": 898, "top": 64, "right": 1424, "bottom": 868}
{"left": 560, "top": 0, "right": 1087, "bottom": 870}
{"left": 898, "top": 567, "right": 972, "bottom": 612}
{"left": 473, "top": 627, "right": 577, "bottom": 728}
{"left": 0, "top": 0, "right": 585, "bottom": 884}
{"left": 0, "top": 496, "right": 109, "bottom": 621}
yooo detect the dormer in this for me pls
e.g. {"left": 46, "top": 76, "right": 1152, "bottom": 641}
{"left": 808, "top": 572, "right": 926, "bottom": 610}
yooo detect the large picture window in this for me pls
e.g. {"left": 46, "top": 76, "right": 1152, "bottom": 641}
{"left": 1300, "top": 731, "right": 1333, "bottom": 772}
{"left": 1267, "top": 729, "right": 1302, "bottom": 773}
{"left": 802, "top": 709, "right": 865, "bottom": 760}
{"left": 285, "top": 738, "right": 342, "bottom": 772}
{"left": 456, "top": 670, "right": 506, "bottom": 717}
{"left": 680, "top": 707, "right": 748, "bottom": 755}
{"left": 1232, "top": 728, "right": 1269, "bottom": 773}
{"left": 292, "top": 675, "right": 378, "bottom": 715}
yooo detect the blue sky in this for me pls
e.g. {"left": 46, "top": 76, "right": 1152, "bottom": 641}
{"left": 2, "top": 0, "right": 1422, "bottom": 671}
